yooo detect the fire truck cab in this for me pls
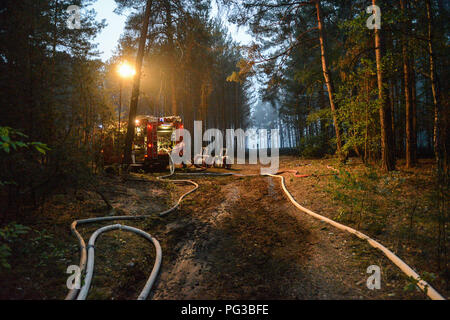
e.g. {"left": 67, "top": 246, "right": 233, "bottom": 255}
{"left": 132, "top": 115, "right": 183, "bottom": 171}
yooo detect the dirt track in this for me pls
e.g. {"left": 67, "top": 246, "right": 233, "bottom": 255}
{"left": 148, "top": 165, "right": 424, "bottom": 299}
{"left": 0, "top": 159, "right": 428, "bottom": 299}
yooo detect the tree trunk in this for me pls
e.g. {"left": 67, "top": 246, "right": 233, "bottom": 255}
{"left": 411, "top": 63, "right": 417, "bottom": 164}
{"left": 170, "top": 75, "right": 177, "bottom": 115}
{"left": 401, "top": 0, "right": 416, "bottom": 168}
{"left": 372, "top": 0, "right": 395, "bottom": 171}
{"left": 315, "top": 0, "right": 343, "bottom": 157}
{"left": 364, "top": 77, "right": 369, "bottom": 162}
{"left": 166, "top": 2, "right": 177, "bottom": 115}
{"left": 387, "top": 31, "right": 396, "bottom": 156}
{"left": 123, "top": 0, "right": 152, "bottom": 164}
{"left": 426, "top": 0, "right": 447, "bottom": 179}
{"left": 389, "top": 79, "right": 396, "bottom": 156}
{"left": 235, "top": 82, "right": 239, "bottom": 129}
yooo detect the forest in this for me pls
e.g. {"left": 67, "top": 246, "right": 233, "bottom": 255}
{"left": 0, "top": 0, "right": 448, "bottom": 302}
{"left": 227, "top": 0, "right": 448, "bottom": 172}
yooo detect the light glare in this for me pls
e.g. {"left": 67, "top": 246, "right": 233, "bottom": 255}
{"left": 117, "top": 62, "right": 136, "bottom": 78}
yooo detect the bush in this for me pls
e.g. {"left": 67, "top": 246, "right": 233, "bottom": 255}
{"left": 298, "top": 133, "right": 334, "bottom": 158}
{"left": 0, "top": 223, "right": 30, "bottom": 269}
{"left": 0, "top": 126, "right": 51, "bottom": 216}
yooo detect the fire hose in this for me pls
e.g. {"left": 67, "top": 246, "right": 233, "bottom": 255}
{"left": 66, "top": 153, "right": 445, "bottom": 300}
{"left": 66, "top": 153, "right": 198, "bottom": 300}
{"left": 76, "top": 224, "right": 161, "bottom": 300}
{"left": 266, "top": 172, "right": 445, "bottom": 300}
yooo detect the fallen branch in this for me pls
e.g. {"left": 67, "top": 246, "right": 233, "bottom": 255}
{"left": 95, "top": 189, "right": 113, "bottom": 210}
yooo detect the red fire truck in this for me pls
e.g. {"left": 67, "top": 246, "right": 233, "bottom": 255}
{"left": 132, "top": 115, "right": 184, "bottom": 171}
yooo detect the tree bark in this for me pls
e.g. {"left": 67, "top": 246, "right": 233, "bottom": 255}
{"left": 401, "top": 0, "right": 416, "bottom": 168}
{"left": 389, "top": 79, "right": 396, "bottom": 156}
{"left": 426, "top": 0, "right": 447, "bottom": 179}
{"left": 170, "top": 75, "right": 177, "bottom": 115}
{"left": 372, "top": 0, "right": 395, "bottom": 171}
{"left": 123, "top": 0, "right": 152, "bottom": 164}
{"left": 166, "top": 1, "right": 177, "bottom": 115}
{"left": 315, "top": 0, "right": 343, "bottom": 158}
{"left": 411, "top": 63, "right": 417, "bottom": 164}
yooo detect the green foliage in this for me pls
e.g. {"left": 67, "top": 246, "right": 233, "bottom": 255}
{"left": 298, "top": 133, "right": 333, "bottom": 158}
{"left": 224, "top": 0, "right": 449, "bottom": 163}
{"left": 0, "top": 126, "right": 50, "bottom": 189}
{"left": 28, "top": 229, "right": 67, "bottom": 267}
{"left": 227, "top": 59, "right": 255, "bottom": 83}
{"left": 0, "top": 0, "right": 108, "bottom": 212}
{"left": 334, "top": 59, "right": 380, "bottom": 159}
{"left": 403, "top": 272, "right": 436, "bottom": 295}
{"left": 326, "top": 166, "right": 384, "bottom": 230}
{"left": 0, "top": 223, "right": 30, "bottom": 269}
{"left": 0, "top": 127, "right": 49, "bottom": 155}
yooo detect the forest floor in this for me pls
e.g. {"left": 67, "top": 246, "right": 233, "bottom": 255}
{"left": 0, "top": 156, "right": 447, "bottom": 299}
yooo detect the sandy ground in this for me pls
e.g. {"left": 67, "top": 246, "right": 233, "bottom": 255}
{"left": 148, "top": 165, "right": 425, "bottom": 300}
{"left": 1, "top": 157, "right": 435, "bottom": 299}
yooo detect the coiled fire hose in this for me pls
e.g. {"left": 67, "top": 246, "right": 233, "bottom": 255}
{"left": 66, "top": 150, "right": 445, "bottom": 300}
{"left": 66, "top": 153, "right": 198, "bottom": 300}
{"left": 77, "top": 224, "right": 161, "bottom": 300}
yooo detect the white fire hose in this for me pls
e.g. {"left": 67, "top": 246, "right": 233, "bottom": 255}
{"left": 266, "top": 173, "right": 445, "bottom": 300}
{"left": 66, "top": 152, "right": 198, "bottom": 300}
{"left": 66, "top": 150, "right": 445, "bottom": 300}
{"left": 156, "top": 159, "right": 445, "bottom": 300}
{"left": 77, "top": 224, "right": 162, "bottom": 300}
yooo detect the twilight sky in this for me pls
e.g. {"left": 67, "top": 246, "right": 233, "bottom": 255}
{"left": 90, "top": 0, "right": 253, "bottom": 62}
{"left": 89, "top": 0, "right": 263, "bottom": 139}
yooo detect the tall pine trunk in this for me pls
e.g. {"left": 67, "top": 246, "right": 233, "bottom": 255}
{"left": 401, "top": 0, "right": 416, "bottom": 168}
{"left": 124, "top": 0, "right": 152, "bottom": 164}
{"left": 426, "top": 0, "right": 447, "bottom": 179}
{"left": 389, "top": 79, "right": 396, "bottom": 156}
{"left": 166, "top": 2, "right": 177, "bottom": 115}
{"left": 411, "top": 62, "right": 417, "bottom": 164}
{"left": 315, "top": 0, "right": 343, "bottom": 158}
{"left": 170, "top": 75, "right": 177, "bottom": 115}
{"left": 372, "top": 0, "right": 395, "bottom": 171}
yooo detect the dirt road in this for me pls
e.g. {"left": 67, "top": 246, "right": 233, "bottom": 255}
{"left": 147, "top": 166, "right": 423, "bottom": 299}
{"left": 1, "top": 161, "right": 427, "bottom": 299}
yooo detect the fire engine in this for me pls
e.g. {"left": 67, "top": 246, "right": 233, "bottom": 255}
{"left": 102, "top": 115, "right": 231, "bottom": 171}
{"left": 132, "top": 115, "right": 184, "bottom": 171}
